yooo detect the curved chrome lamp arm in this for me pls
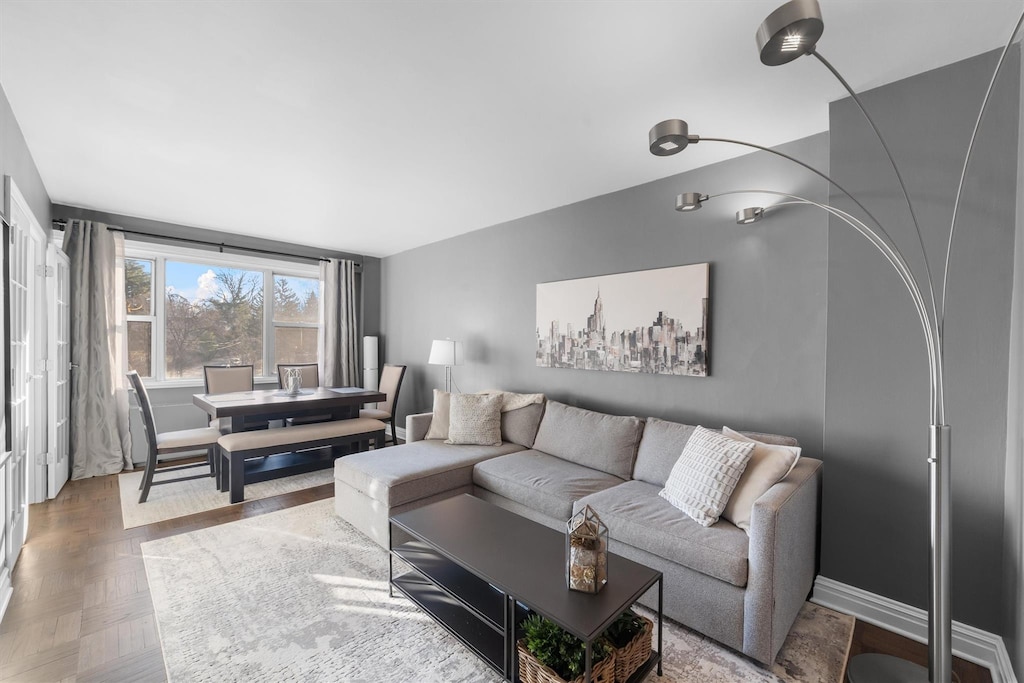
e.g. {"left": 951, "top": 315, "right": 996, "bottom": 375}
{"left": 810, "top": 49, "right": 939, "bottom": 331}
{"left": 942, "top": 9, "right": 1024, "bottom": 327}
{"left": 694, "top": 136, "right": 901, "bottom": 251}
{"left": 706, "top": 189, "right": 943, "bottom": 423}
{"left": 701, "top": 187, "right": 953, "bottom": 682}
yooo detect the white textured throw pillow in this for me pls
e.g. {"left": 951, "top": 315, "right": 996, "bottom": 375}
{"left": 720, "top": 427, "right": 802, "bottom": 531}
{"left": 659, "top": 426, "right": 756, "bottom": 527}
{"left": 445, "top": 393, "right": 503, "bottom": 446}
{"left": 424, "top": 390, "right": 452, "bottom": 440}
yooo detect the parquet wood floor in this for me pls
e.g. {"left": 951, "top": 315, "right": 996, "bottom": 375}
{"left": 0, "top": 472, "right": 995, "bottom": 682}
{"left": 0, "top": 472, "right": 332, "bottom": 682}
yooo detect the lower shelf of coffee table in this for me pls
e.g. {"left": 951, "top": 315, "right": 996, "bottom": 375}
{"left": 392, "top": 571, "right": 506, "bottom": 674}
{"left": 623, "top": 653, "right": 661, "bottom": 683}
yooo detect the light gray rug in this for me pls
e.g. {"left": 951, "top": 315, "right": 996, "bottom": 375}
{"left": 120, "top": 467, "right": 334, "bottom": 528}
{"left": 142, "top": 499, "right": 853, "bottom": 682}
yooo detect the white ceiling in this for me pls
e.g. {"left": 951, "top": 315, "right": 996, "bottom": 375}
{"left": 1, "top": 1, "right": 1020, "bottom": 258}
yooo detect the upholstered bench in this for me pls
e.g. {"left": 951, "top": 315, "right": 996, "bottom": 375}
{"left": 219, "top": 418, "right": 386, "bottom": 503}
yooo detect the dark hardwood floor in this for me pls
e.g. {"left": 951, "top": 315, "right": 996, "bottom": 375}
{"left": 0, "top": 473, "right": 994, "bottom": 682}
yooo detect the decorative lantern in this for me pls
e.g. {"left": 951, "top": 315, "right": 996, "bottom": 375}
{"left": 284, "top": 367, "right": 303, "bottom": 395}
{"left": 566, "top": 505, "right": 608, "bottom": 593}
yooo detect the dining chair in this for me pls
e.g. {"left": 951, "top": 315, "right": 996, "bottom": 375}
{"left": 127, "top": 371, "right": 221, "bottom": 503}
{"left": 276, "top": 363, "right": 331, "bottom": 426}
{"left": 203, "top": 364, "right": 268, "bottom": 433}
{"left": 359, "top": 364, "right": 407, "bottom": 446}
{"left": 204, "top": 364, "right": 255, "bottom": 393}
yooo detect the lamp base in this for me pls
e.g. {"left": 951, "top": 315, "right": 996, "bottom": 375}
{"left": 846, "top": 654, "right": 931, "bottom": 682}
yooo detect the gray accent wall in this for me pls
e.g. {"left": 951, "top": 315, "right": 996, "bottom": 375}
{"left": 823, "top": 49, "right": 1020, "bottom": 635}
{"left": 0, "top": 84, "right": 50, "bottom": 229}
{"left": 1010, "top": 40, "right": 1024, "bottom": 677}
{"left": 382, "top": 132, "right": 830, "bottom": 455}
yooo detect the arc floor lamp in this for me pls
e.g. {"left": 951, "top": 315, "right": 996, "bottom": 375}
{"left": 648, "top": 1, "right": 1024, "bottom": 681}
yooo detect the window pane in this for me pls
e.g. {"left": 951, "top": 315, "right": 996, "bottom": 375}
{"left": 164, "top": 262, "right": 265, "bottom": 378}
{"left": 127, "top": 321, "right": 152, "bottom": 377}
{"left": 274, "top": 327, "right": 319, "bottom": 369}
{"left": 126, "top": 258, "right": 153, "bottom": 315}
{"left": 274, "top": 275, "right": 319, "bottom": 324}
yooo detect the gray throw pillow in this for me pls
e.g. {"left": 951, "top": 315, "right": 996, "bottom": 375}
{"left": 445, "top": 393, "right": 503, "bottom": 446}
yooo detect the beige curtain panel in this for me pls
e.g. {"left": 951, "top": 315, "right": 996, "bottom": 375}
{"left": 319, "top": 258, "right": 360, "bottom": 387}
{"left": 63, "top": 221, "right": 133, "bottom": 478}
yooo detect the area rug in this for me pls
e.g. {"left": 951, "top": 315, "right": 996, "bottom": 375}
{"left": 119, "top": 467, "right": 334, "bottom": 528}
{"left": 142, "top": 499, "right": 854, "bottom": 682}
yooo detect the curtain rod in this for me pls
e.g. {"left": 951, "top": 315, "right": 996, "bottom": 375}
{"left": 51, "top": 219, "right": 362, "bottom": 270}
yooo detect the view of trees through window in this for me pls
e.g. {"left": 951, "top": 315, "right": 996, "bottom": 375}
{"left": 125, "top": 255, "right": 320, "bottom": 380}
{"left": 273, "top": 275, "right": 320, "bottom": 368}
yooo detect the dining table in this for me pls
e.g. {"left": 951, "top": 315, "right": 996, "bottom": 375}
{"left": 192, "top": 385, "right": 387, "bottom": 434}
{"left": 192, "top": 385, "right": 389, "bottom": 491}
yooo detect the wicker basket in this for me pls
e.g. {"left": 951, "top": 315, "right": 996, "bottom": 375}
{"left": 517, "top": 640, "right": 616, "bottom": 683}
{"left": 613, "top": 616, "right": 653, "bottom": 683}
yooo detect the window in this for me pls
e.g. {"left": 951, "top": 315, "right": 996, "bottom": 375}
{"left": 273, "top": 274, "right": 320, "bottom": 369}
{"left": 124, "top": 245, "right": 321, "bottom": 383}
{"left": 125, "top": 258, "right": 154, "bottom": 377}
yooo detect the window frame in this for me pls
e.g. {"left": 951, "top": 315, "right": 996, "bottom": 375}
{"left": 124, "top": 241, "right": 321, "bottom": 387}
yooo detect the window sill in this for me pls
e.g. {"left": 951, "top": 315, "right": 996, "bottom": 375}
{"left": 138, "top": 377, "right": 281, "bottom": 390}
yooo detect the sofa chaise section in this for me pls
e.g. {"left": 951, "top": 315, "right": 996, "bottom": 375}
{"left": 334, "top": 402, "right": 545, "bottom": 547}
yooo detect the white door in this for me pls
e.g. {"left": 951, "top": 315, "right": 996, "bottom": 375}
{"left": 0, "top": 213, "right": 10, "bottom": 618}
{"left": 47, "top": 244, "right": 70, "bottom": 498}
{"left": 3, "top": 177, "right": 47, "bottom": 587}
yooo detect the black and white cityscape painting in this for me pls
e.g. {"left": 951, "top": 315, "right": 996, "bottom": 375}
{"left": 536, "top": 263, "right": 709, "bottom": 376}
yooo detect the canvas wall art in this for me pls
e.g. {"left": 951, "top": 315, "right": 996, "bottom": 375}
{"left": 536, "top": 263, "right": 709, "bottom": 376}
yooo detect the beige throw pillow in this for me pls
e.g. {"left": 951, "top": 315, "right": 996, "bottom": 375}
{"left": 424, "top": 390, "right": 452, "bottom": 440}
{"left": 720, "top": 426, "right": 802, "bottom": 531}
{"left": 659, "top": 426, "right": 755, "bottom": 527}
{"left": 445, "top": 393, "right": 503, "bottom": 446}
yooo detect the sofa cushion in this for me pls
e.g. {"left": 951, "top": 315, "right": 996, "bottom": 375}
{"left": 634, "top": 418, "right": 802, "bottom": 488}
{"left": 473, "top": 450, "right": 624, "bottom": 521}
{"left": 334, "top": 440, "right": 524, "bottom": 507}
{"left": 501, "top": 403, "right": 546, "bottom": 448}
{"left": 531, "top": 401, "right": 642, "bottom": 480}
{"left": 633, "top": 417, "right": 696, "bottom": 487}
{"left": 575, "top": 480, "right": 750, "bottom": 587}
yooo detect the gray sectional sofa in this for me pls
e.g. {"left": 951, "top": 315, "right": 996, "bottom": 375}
{"left": 333, "top": 398, "right": 822, "bottom": 666}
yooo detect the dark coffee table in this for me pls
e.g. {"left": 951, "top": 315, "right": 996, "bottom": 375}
{"left": 389, "top": 494, "right": 663, "bottom": 682}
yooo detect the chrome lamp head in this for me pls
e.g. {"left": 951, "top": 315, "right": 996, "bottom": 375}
{"left": 675, "top": 193, "right": 707, "bottom": 212}
{"left": 736, "top": 207, "right": 765, "bottom": 224}
{"left": 755, "top": 0, "right": 824, "bottom": 66}
{"left": 649, "top": 119, "right": 696, "bottom": 156}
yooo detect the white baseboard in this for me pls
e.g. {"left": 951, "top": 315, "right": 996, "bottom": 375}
{"left": 812, "top": 575, "right": 1017, "bottom": 683}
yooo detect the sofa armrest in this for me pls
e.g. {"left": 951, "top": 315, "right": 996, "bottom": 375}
{"left": 742, "top": 457, "right": 822, "bottom": 664}
{"left": 405, "top": 412, "right": 433, "bottom": 442}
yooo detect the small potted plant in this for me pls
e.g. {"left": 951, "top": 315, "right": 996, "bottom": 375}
{"left": 519, "top": 614, "right": 616, "bottom": 683}
{"left": 604, "top": 609, "right": 653, "bottom": 683}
